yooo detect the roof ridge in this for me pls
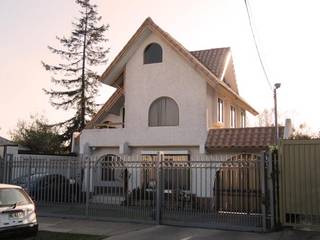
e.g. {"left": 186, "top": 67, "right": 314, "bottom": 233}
{"left": 190, "top": 47, "right": 231, "bottom": 53}
{"left": 209, "top": 126, "right": 285, "bottom": 131}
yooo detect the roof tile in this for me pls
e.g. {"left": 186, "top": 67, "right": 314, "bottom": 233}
{"left": 206, "top": 127, "right": 284, "bottom": 152}
{"left": 190, "top": 48, "right": 230, "bottom": 79}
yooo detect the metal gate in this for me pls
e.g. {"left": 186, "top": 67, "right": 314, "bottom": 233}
{"left": 157, "top": 152, "right": 268, "bottom": 231}
{"left": 2, "top": 152, "right": 271, "bottom": 231}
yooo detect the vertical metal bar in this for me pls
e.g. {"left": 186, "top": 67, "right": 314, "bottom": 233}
{"left": 267, "top": 151, "right": 275, "bottom": 229}
{"left": 260, "top": 152, "right": 267, "bottom": 231}
{"left": 156, "top": 151, "right": 163, "bottom": 224}
{"left": 85, "top": 157, "right": 90, "bottom": 218}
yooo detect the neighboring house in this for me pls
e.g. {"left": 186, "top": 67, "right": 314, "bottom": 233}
{"left": 0, "top": 136, "right": 19, "bottom": 159}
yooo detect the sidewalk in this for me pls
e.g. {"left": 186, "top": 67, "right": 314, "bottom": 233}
{"left": 38, "top": 216, "right": 320, "bottom": 240}
{"left": 38, "top": 216, "right": 152, "bottom": 238}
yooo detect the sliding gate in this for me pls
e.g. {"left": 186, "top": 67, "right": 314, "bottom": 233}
{"left": 157, "top": 152, "right": 268, "bottom": 231}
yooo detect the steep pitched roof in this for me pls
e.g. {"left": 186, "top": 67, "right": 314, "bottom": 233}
{"left": 99, "top": 17, "right": 258, "bottom": 116}
{"left": 206, "top": 127, "right": 285, "bottom": 152}
{"left": 0, "top": 136, "right": 16, "bottom": 146}
{"left": 85, "top": 88, "right": 124, "bottom": 129}
{"left": 190, "top": 47, "right": 239, "bottom": 93}
{"left": 190, "top": 48, "right": 230, "bottom": 79}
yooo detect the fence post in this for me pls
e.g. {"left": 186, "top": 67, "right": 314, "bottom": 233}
{"left": 267, "top": 150, "right": 275, "bottom": 230}
{"left": 156, "top": 151, "right": 163, "bottom": 224}
{"left": 85, "top": 156, "right": 90, "bottom": 218}
{"left": 260, "top": 152, "right": 267, "bottom": 232}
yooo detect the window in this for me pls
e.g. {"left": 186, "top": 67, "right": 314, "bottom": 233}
{"left": 0, "top": 188, "right": 32, "bottom": 207}
{"left": 240, "top": 110, "right": 246, "bottom": 128}
{"left": 217, "top": 98, "right": 224, "bottom": 123}
{"left": 101, "top": 154, "right": 119, "bottom": 181}
{"left": 148, "top": 97, "right": 179, "bottom": 126}
{"left": 144, "top": 43, "right": 163, "bottom": 64}
{"left": 230, "top": 106, "right": 236, "bottom": 128}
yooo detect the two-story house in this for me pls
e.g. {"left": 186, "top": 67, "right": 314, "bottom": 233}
{"left": 78, "top": 17, "right": 261, "bottom": 192}
{"left": 80, "top": 17, "right": 258, "bottom": 154}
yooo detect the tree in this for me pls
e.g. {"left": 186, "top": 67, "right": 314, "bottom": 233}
{"left": 257, "top": 108, "right": 274, "bottom": 127}
{"left": 290, "top": 123, "right": 319, "bottom": 140}
{"left": 42, "top": 0, "right": 109, "bottom": 145}
{"left": 10, "top": 115, "right": 65, "bottom": 154}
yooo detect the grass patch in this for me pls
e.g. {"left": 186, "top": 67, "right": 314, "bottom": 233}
{"left": 14, "top": 231, "right": 107, "bottom": 240}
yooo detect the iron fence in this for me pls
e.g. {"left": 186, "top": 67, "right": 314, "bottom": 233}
{"left": 1, "top": 151, "right": 272, "bottom": 231}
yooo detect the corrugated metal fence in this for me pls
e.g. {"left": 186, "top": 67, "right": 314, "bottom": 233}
{"left": 279, "top": 139, "right": 320, "bottom": 228}
{"left": 0, "top": 152, "right": 273, "bottom": 232}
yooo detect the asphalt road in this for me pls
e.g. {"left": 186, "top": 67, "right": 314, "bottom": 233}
{"left": 38, "top": 216, "right": 320, "bottom": 240}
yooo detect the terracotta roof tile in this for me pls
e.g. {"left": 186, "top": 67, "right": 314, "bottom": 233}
{"left": 190, "top": 48, "right": 230, "bottom": 79}
{"left": 206, "top": 127, "right": 284, "bottom": 152}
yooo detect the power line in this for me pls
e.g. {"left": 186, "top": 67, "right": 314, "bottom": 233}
{"left": 244, "top": 0, "right": 273, "bottom": 91}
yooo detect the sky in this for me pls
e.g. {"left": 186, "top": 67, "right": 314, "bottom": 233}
{"left": 0, "top": 0, "right": 319, "bottom": 138}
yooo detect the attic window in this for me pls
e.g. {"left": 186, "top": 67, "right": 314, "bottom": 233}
{"left": 144, "top": 43, "right": 162, "bottom": 64}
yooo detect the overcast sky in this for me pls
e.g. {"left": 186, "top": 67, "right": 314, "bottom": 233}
{"left": 1, "top": 0, "right": 319, "bottom": 138}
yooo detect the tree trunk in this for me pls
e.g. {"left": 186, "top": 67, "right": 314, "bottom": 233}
{"left": 80, "top": 7, "right": 88, "bottom": 130}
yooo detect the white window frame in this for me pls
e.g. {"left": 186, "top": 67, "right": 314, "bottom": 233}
{"left": 230, "top": 105, "right": 236, "bottom": 128}
{"left": 217, "top": 98, "right": 224, "bottom": 123}
{"left": 240, "top": 110, "right": 246, "bottom": 128}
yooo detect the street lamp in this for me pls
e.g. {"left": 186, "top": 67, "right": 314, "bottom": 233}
{"left": 274, "top": 83, "right": 281, "bottom": 145}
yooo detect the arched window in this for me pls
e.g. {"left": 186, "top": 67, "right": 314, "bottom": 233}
{"left": 144, "top": 43, "right": 162, "bottom": 64}
{"left": 148, "top": 97, "right": 179, "bottom": 126}
{"left": 100, "top": 154, "right": 120, "bottom": 181}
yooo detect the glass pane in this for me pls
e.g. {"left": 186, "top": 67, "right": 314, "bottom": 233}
{"left": 144, "top": 43, "right": 163, "bottom": 64}
{"left": 0, "top": 188, "right": 31, "bottom": 206}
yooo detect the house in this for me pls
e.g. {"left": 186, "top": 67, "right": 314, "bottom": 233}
{"left": 76, "top": 17, "right": 280, "bottom": 196}
{"left": 79, "top": 17, "right": 259, "bottom": 155}
{"left": 0, "top": 136, "right": 19, "bottom": 159}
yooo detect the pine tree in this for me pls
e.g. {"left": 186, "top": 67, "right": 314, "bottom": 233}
{"left": 42, "top": 0, "right": 109, "bottom": 145}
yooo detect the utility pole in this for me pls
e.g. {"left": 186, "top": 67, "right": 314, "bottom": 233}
{"left": 274, "top": 83, "right": 281, "bottom": 145}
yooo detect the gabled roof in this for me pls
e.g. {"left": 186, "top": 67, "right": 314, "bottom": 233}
{"left": 0, "top": 136, "right": 16, "bottom": 146}
{"left": 98, "top": 17, "right": 258, "bottom": 115}
{"left": 190, "top": 47, "right": 239, "bottom": 93}
{"left": 206, "top": 127, "right": 285, "bottom": 152}
{"left": 85, "top": 88, "right": 124, "bottom": 129}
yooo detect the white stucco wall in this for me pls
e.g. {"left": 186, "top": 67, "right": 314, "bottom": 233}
{"left": 80, "top": 33, "right": 208, "bottom": 152}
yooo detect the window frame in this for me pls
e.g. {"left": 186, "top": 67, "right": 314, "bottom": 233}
{"left": 240, "top": 110, "right": 246, "bottom": 128}
{"left": 217, "top": 98, "right": 224, "bottom": 123}
{"left": 230, "top": 105, "right": 236, "bottom": 128}
{"left": 148, "top": 97, "right": 179, "bottom": 127}
{"left": 143, "top": 43, "right": 163, "bottom": 64}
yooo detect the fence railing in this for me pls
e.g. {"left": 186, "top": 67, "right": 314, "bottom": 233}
{"left": 1, "top": 152, "right": 270, "bottom": 231}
